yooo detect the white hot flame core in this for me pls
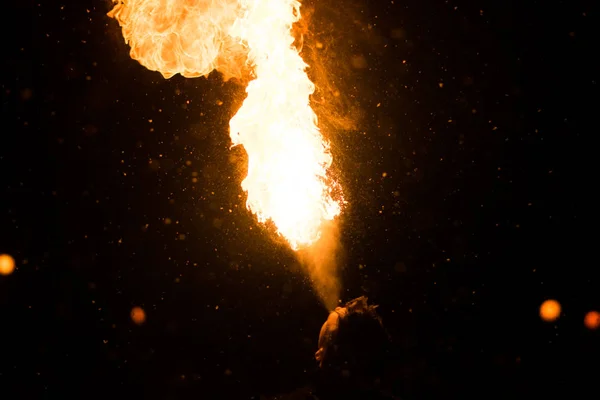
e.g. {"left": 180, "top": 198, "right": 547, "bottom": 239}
{"left": 229, "top": 0, "right": 340, "bottom": 249}
{"left": 109, "top": 0, "right": 342, "bottom": 250}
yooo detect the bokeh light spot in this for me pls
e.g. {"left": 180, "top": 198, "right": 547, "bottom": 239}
{"left": 540, "top": 299, "right": 561, "bottom": 322}
{"left": 0, "top": 254, "right": 16, "bottom": 276}
{"left": 130, "top": 306, "right": 146, "bottom": 325}
{"left": 584, "top": 311, "right": 600, "bottom": 330}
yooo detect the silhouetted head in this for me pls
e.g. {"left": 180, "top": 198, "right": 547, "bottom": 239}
{"left": 315, "top": 296, "right": 391, "bottom": 397}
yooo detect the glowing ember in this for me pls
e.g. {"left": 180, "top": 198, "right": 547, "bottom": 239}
{"left": 0, "top": 254, "right": 15, "bottom": 276}
{"left": 540, "top": 299, "right": 561, "bottom": 322}
{"left": 109, "top": 0, "right": 342, "bottom": 250}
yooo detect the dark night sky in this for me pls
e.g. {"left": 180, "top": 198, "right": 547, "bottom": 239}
{"left": 1, "top": 0, "right": 597, "bottom": 399}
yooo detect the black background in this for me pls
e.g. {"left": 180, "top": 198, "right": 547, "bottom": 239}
{"left": 1, "top": 0, "right": 597, "bottom": 398}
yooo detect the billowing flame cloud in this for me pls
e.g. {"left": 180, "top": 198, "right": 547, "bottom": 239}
{"left": 109, "top": 0, "right": 342, "bottom": 251}
{"left": 108, "top": 0, "right": 247, "bottom": 80}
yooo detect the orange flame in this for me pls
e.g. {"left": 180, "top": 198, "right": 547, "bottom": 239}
{"left": 109, "top": 0, "right": 342, "bottom": 250}
{"left": 108, "top": 0, "right": 248, "bottom": 80}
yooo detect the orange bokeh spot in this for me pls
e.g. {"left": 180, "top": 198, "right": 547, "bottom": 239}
{"left": 540, "top": 299, "right": 561, "bottom": 322}
{"left": 130, "top": 307, "right": 146, "bottom": 325}
{"left": 584, "top": 311, "right": 600, "bottom": 330}
{"left": 0, "top": 254, "right": 16, "bottom": 276}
